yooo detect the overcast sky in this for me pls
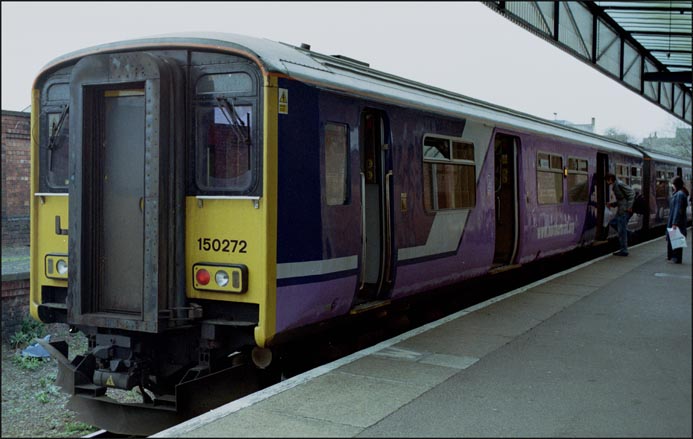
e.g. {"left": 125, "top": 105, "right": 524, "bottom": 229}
{"left": 1, "top": 1, "right": 688, "bottom": 141}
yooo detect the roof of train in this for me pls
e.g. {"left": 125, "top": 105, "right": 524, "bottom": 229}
{"left": 39, "top": 32, "right": 655, "bottom": 158}
{"left": 635, "top": 147, "right": 692, "bottom": 167}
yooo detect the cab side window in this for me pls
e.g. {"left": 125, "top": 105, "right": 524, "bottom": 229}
{"left": 42, "top": 81, "right": 70, "bottom": 190}
{"left": 193, "top": 71, "right": 259, "bottom": 193}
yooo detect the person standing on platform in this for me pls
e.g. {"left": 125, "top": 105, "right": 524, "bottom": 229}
{"left": 605, "top": 172, "right": 634, "bottom": 256}
{"left": 666, "top": 176, "right": 689, "bottom": 264}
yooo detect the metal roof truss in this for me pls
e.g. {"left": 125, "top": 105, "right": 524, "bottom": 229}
{"left": 484, "top": 1, "right": 692, "bottom": 125}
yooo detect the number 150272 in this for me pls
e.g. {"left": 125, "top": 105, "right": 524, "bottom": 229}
{"left": 197, "top": 238, "right": 247, "bottom": 253}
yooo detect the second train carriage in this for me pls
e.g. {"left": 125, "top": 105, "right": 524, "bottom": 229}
{"left": 29, "top": 32, "right": 691, "bottom": 432}
{"left": 637, "top": 149, "right": 693, "bottom": 228}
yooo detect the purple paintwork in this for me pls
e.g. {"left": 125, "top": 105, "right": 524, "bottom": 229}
{"left": 273, "top": 91, "right": 651, "bottom": 337}
{"left": 275, "top": 275, "right": 357, "bottom": 333}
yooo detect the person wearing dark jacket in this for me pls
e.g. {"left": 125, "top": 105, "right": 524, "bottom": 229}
{"left": 666, "top": 176, "right": 689, "bottom": 264}
{"left": 605, "top": 173, "right": 634, "bottom": 256}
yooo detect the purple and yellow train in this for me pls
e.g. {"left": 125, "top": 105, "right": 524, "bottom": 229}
{"left": 30, "top": 33, "right": 691, "bottom": 433}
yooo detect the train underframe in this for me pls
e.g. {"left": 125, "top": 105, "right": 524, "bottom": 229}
{"left": 36, "top": 319, "right": 265, "bottom": 436}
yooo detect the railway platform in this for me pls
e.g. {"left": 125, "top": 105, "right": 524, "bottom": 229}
{"left": 152, "top": 232, "right": 692, "bottom": 438}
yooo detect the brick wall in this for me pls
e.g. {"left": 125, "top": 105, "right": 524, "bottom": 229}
{"left": 1, "top": 110, "right": 31, "bottom": 248}
{"left": 2, "top": 110, "right": 32, "bottom": 340}
{"left": 1, "top": 278, "right": 30, "bottom": 340}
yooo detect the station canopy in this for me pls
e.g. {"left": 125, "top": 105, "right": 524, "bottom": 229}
{"left": 484, "top": 1, "right": 692, "bottom": 125}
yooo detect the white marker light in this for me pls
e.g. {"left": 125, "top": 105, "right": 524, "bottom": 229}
{"left": 56, "top": 259, "right": 68, "bottom": 276}
{"left": 215, "top": 270, "right": 229, "bottom": 287}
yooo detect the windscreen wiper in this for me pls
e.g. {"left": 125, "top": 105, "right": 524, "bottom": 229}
{"left": 214, "top": 97, "right": 251, "bottom": 145}
{"left": 47, "top": 105, "right": 69, "bottom": 171}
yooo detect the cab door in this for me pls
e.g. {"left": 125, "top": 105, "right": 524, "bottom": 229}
{"left": 68, "top": 52, "right": 184, "bottom": 332}
{"left": 99, "top": 89, "right": 146, "bottom": 314}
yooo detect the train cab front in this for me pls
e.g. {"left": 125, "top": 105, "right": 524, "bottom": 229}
{"left": 29, "top": 43, "right": 277, "bottom": 435}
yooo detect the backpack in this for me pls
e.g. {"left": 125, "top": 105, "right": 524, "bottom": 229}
{"left": 632, "top": 192, "right": 646, "bottom": 215}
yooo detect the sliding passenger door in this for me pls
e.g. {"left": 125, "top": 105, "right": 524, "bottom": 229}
{"left": 357, "top": 109, "right": 394, "bottom": 302}
{"left": 493, "top": 133, "right": 519, "bottom": 266}
{"left": 596, "top": 153, "right": 609, "bottom": 239}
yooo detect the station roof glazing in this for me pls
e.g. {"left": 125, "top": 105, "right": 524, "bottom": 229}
{"left": 598, "top": 1, "right": 692, "bottom": 83}
{"left": 485, "top": 1, "right": 692, "bottom": 124}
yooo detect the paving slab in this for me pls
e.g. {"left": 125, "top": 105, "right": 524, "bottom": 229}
{"left": 154, "top": 233, "right": 691, "bottom": 438}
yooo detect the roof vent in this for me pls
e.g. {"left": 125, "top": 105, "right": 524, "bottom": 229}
{"left": 300, "top": 43, "right": 311, "bottom": 50}
{"left": 331, "top": 54, "right": 370, "bottom": 68}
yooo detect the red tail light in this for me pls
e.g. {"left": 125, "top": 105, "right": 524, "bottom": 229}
{"left": 195, "top": 268, "right": 211, "bottom": 285}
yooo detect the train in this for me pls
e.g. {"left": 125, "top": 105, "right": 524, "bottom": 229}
{"left": 29, "top": 32, "right": 692, "bottom": 434}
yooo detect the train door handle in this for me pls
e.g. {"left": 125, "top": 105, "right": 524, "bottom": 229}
{"left": 359, "top": 172, "right": 366, "bottom": 289}
{"left": 496, "top": 196, "right": 501, "bottom": 224}
{"left": 383, "top": 171, "right": 393, "bottom": 284}
{"left": 139, "top": 197, "right": 144, "bottom": 213}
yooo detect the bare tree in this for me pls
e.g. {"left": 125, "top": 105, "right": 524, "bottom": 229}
{"left": 602, "top": 127, "right": 636, "bottom": 144}
{"left": 672, "top": 126, "right": 692, "bottom": 158}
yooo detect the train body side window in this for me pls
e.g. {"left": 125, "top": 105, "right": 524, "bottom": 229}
{"left": 422, "top": 135, "right": 476, "bottom": 211}
{"left": 324, "top": 122, "right": 349, "bottom": 205}
{"left": 616, "top": 164, "right": 630, "bottom": 185}
{"left": 567, "top": 157, "right": 588, "bottom": 203}
{"left": 194, "top": 71, "right": 258, "bottom": 193}
{"left": 537, "top": 152, "right": 563, "bottom": 204}
{"left": 656, "top": 169, "right": 674, "bottom": 199}
{"left": 630, "top": 166, "right": 642, "bottom": 193}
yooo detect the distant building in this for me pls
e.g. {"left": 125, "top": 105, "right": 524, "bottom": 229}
{"left": 554, "top": 117, "right": 596, "bottom": 133}
{"left": 641, "top": 127, "right": 692, "bottom": 157}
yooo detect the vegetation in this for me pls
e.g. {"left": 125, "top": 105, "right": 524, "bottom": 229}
{"left": 9, "top": 317, "right": 46, "bottom": 349}
{"left": 2, "top": 322, "right": 100, "bottom": 438}
{"left": 602, "top": 124, "right": 691, "bottom": 159}
{"left": 12, "top": 353, "right": 46, "bottom": 371}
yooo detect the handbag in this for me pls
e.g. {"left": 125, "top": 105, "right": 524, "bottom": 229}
{"left": 667, "top": 227, "right": 687, "bottom": 250}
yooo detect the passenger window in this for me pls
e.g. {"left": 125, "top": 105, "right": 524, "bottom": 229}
{"left": 630, "top": 166, "right": 642, "bottom": 194}
{"left": 656, "top": 171, "right": 667, "bottom": 199}
{"left": 616, "top": 164, "right": 630, "bottom": 185}
{"left": 324, "top": 122, "right": 349, "bottom": 205}
{"left": 655, "top": 170, "right": 674, "bottom": 199}
{"left": 537, "top": 152, "right": 563, "bottom": 204}
{"left": 422, "top": 135, "right": 476, "bottom": 211}
{"left": 567, "top": 157, "right": 588, "bottom": 203}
